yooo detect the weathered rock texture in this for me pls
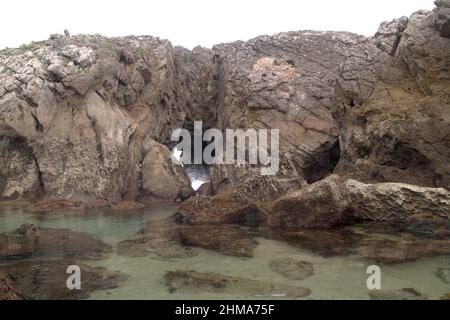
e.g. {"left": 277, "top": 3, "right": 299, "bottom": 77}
{"left": 1, "top": 2, "right": 449, "bottom": 203}
{"left": 0, "top": 35, "right": 214, "bottom": 201}
{"left": 270, "top": 175, "right": 450, "bottom": 228}
{"left": 176, "top": 191, "right": 267, "bottom": 226}
{"left": 334, "top": 5, "right": 450, "bottom": 189}
{"left": 0, "top": 271, "right": 24, "bottom": 300}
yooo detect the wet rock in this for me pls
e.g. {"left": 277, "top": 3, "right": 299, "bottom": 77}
{"left": 178, "top": 225, "right": 258, "bottom": 257}
{"left": 164, "top": 270, "right": 311, "bottom": 298}
{"left": 263, "top": 223, "right": 450, "bottom": 264}
{"left": 436, "top": 268, "right": 450, "bottom": 283}
{"left": 440, "top": 292, "right": 450, "bottom": 300}
{"left": 406, "top": 215, "right": 450, "bottom": 239}
{"left": 29, "top": 198, "right": 112, "bottom": 212}
{"left": 270, "top": 175, "right": 450, "bottom": 228}
{"left": 359, "top": 238, "right": 450, "bottom": 264}
{"left": 0, "top": 226, "right": 112, "bottom": 261}
{"left": 176, "top": 191, "right": 267, "bottom": 226}
{"left": 369, "top": 288, "right": 428, "bottom": 300}
{"left": 111, "top": 201, "right": 146, "bottom": 211}
{"left": 0, "top": 271, "right": 24, "bottom": 300}
{"left": 13, "top": 223, "right": 41, "bottom": 239}
{"left": 0, "top": 260, "right": 127, "bottom": 300}
{"left": 268, "top": 258, "right": 314, "bottom": 281}
{"left": 0, "top": 200, "right": 33, "bottom": 209}
{"left": 262, "top": 227, "right": 363, "bottom": 257}
{"left": 117, "top": 218, "right": 196, "bottom": 260}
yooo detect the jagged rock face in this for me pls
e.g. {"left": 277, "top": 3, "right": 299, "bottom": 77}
{"left": 0, "top": 35, "right": 214, "bottom": 201}
{"left": 334, "top": 7, "right": 450, "bottom": 189}
{"left": 209, "top": 26, "right": 427, "bottom": 192}
{"left": 1, "top": 2, "right": 449, "bottom": 202}
{"left": 270, "top": 175, "right": 450, "bottom": 228}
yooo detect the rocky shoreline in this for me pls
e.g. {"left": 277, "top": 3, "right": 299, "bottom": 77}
{"left": 0, "top": 1, "right": 449, "bottom": 253}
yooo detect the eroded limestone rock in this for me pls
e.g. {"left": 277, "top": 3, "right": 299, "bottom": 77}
{"left": 164, "top": 270, "right": 311, "bottom": 298}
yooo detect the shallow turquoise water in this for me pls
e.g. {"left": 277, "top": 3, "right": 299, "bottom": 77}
{"left": 0, "top": 203, "right": 449, "bottom": 300}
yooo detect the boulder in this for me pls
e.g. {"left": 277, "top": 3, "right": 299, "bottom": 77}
{"left": 270, "top": 175, "right": 450, "bottom": 228}
{"left": 176, "top": 191, "right": 267, "bottom": 226}
{"left": 269, "top": 175, "right": 350, "bottom": 228}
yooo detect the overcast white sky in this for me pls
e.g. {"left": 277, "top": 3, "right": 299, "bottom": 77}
{"left": 0, "top": 0, "right": 435, "bottom": 50}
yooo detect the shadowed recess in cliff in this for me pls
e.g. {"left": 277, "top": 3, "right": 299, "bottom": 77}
{"left": 302, "top": 139, "right": 341, "bottom": 184}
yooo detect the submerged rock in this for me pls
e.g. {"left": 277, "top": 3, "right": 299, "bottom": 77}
{"left": 406, "top": 214, "right": 450, "bottom": 239}
{"left": 164, "top": 270, "right": 311, "bottom": 298}
{"left": 268, "top": 258, "right": 314, "bottom": 281}
{"left": 176, "top": 191, "right": 267, "bottom": 226}
{"left": 116, "top": 218, "right": 196, "bottom": 260}
{"left": 436, "top": 268, "right": 450, "bottom": 283}
{"left": 440, "top": 293, "right": 450, "bottom": 300}
{"left": 0, "top": 225, "right": 112, "bottom": 261}
{"left": 178, "top": 225, "right": 258, "bottom": 257}
{"left": 369, "top": 288, "right": 428, "bottom": 300}
{"left": 263, "top": 223, "right": 450, "bottom": 264}
{"left": 0, "top": 260, "right": 127, "bottom": 300}
{"left": 262, "top": 227, "right": 363, "bottom": 257}
{"left": 0, "top": 271, "right": 24, "bottom": 300}
{"left": 359, "top": 238, "right": 450, "bottom": 264}
{"left": 110, "top": 201, "right": 146, "bottom": 211}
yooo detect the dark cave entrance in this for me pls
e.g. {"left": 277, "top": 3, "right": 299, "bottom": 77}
{"left": 302, "top": 138, "right": 341, "bottom": 184}
{"left": 170, "top": 122, "right": 213, "bottom": 190}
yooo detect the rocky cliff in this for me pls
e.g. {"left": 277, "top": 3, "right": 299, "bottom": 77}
{"left": 0, "top": 1, "right": 449, "bottom": 203}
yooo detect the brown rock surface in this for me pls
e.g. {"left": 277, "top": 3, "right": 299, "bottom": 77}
{"left": 176, "top": 191, "right": 267, "bottom": 226}
{"left": 270, "top": 175, "right": 450, "bottom": 228}
{"left": 0, "top": 271, "right": 24, "bottom": 300}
